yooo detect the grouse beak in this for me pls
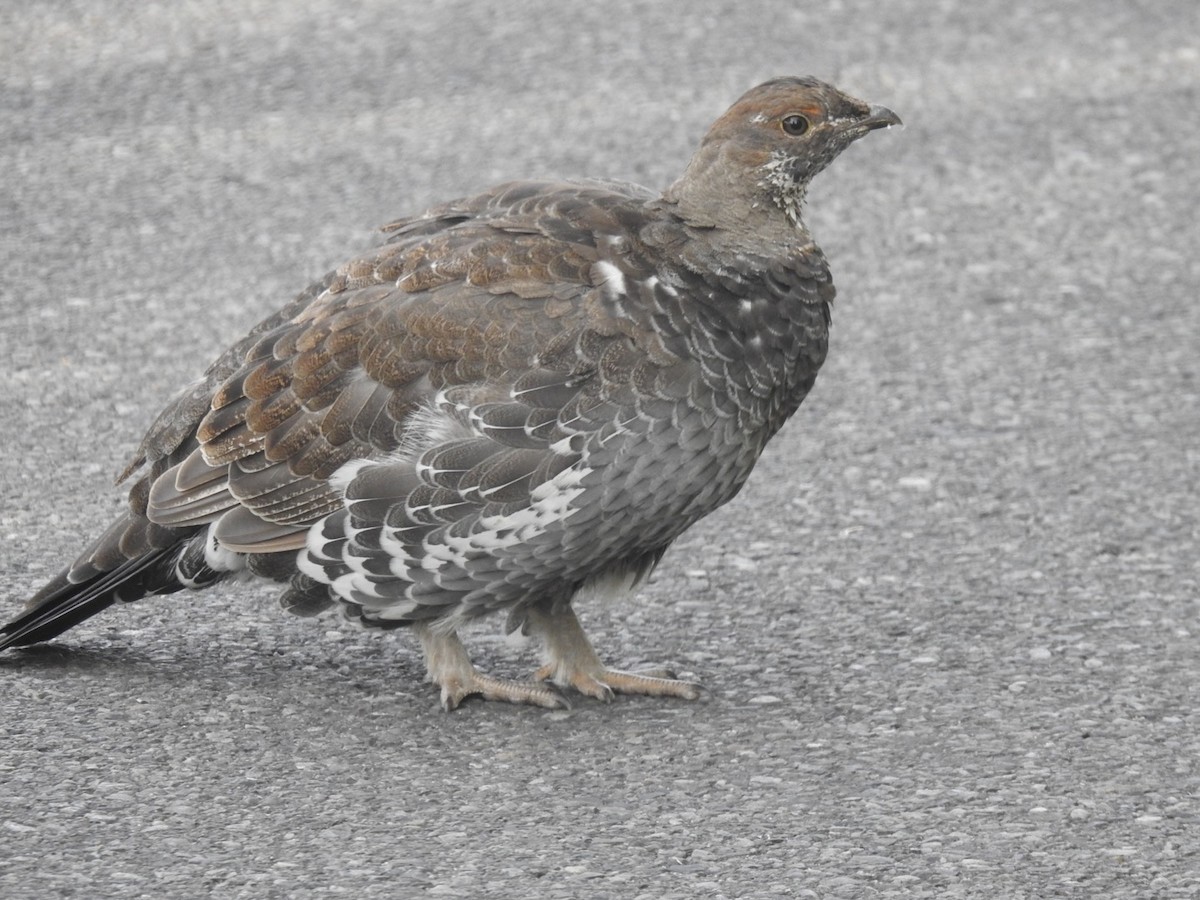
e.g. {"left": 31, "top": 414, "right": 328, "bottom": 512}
{"left": 860, "top": 105, "right": 902, "bottom": 132}
{"left": 837, "top": 104, "right": 902, "bottom": 145}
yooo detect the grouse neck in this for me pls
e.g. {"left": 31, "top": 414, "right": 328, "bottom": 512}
{"left": 649, "top": 203, "right": 810, "bottom": 268}
{"left": 759, "top": 152, "right": 809, "bottom": 228}
{"left": 660, "top": 153, "right": 811, "bottom": 251}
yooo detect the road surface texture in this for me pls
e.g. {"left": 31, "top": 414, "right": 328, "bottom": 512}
{"left": 1, "top": 1, "right": 1196, "bottom": 898}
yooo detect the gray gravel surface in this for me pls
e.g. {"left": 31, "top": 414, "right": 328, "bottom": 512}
{"left": 2, "top": 1, "right": 1198, "bottom": 898}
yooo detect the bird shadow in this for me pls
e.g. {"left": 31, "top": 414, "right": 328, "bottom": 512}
{"left": 0, "top": 642, "right": 160, "bottom": 674}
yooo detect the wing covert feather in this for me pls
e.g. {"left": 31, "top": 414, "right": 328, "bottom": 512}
{"left": 137, "top": 180, "right": 670, "bottom": 554}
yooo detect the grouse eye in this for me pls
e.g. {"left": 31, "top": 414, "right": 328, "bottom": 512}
{"left": 781, "top": 114, "right": 810, "bottom": 136}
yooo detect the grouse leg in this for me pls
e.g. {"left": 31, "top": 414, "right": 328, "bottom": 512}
{"left": 415, "top": 624, "right": 568, "bottom": 711}
{"left": 526, "top": 604, "right": 702, "bottom": 701}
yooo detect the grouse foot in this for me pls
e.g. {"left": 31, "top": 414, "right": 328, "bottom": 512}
{"left": 525, "top": 604, "right": 703, "bottom": 702}
{"left": 415, "top": 624, "right": 567, "bottom": 711}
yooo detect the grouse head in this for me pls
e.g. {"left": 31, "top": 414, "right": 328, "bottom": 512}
{"left": 664, "top": 76, "right": 901, "bottom": 238}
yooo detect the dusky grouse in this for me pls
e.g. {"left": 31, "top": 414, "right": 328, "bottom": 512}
{"left": 2, "top": 77, "right": 900, "bottom": 709}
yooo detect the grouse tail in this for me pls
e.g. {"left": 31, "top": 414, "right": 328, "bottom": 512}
{"left": 0, "top": 545, "right": 192, "bottom": 650}
{"left": 0, "top": 507, "right": 227, "bottom": 651}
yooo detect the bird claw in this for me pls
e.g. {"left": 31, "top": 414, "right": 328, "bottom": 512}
{"left": 438, "top": 671, "right": 570, "bottom": 711}
{"left": 535, "top": 662, "right": 703, "bottom": 702}
{"left": 417, "top": 624, "right": 570, "bottom": 711}
{"left": 418, "top": 619, "right": 701, "bottom": 711}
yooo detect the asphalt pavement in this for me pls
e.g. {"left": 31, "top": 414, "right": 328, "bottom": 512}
{"left": 2, "top": 1, "right": 1197, "bottom": 898}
